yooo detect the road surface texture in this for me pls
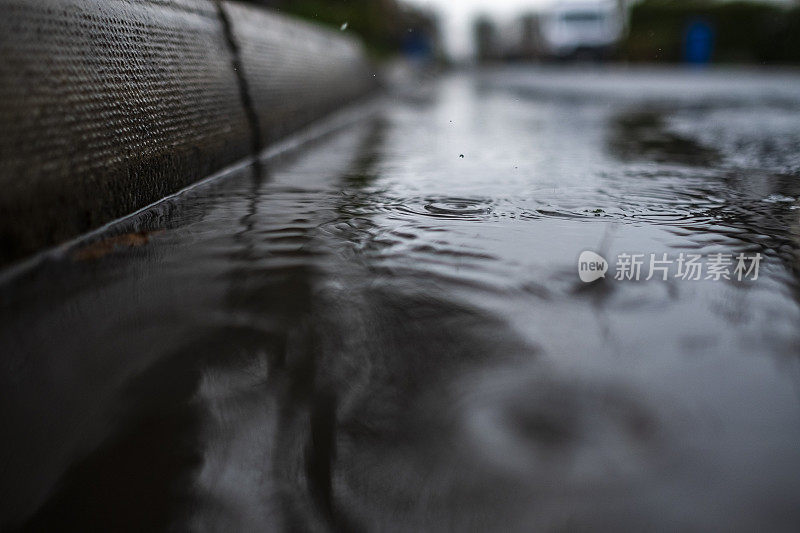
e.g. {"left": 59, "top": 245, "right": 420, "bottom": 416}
{"left": 2, "top": 66, "right": 800, "bottom": 531}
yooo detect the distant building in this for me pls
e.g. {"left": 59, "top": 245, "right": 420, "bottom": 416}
{"left": 474, "top": 0, "right": 628, "bottom": 62}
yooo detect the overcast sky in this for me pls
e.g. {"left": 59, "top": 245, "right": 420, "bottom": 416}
{"left": 403, "top": 0, "right": 553, "bottom": 58}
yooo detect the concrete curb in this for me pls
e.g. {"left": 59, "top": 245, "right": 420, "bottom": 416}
{"left": 0, "top": 0, "right": 377, "bottom": 266}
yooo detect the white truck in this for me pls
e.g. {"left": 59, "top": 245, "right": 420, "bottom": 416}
{"left": 539, "top": 0, "right": 626, "bottom": 59}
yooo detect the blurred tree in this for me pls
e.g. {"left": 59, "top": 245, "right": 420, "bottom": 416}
{"left": 622, "top": 0, "right": 800, "bottom": 64}
{"left": 474, "top": 16, "right": 499, "bottom": 62}
{"left": 244, "top": 0, "right": 438, "bottom": 58}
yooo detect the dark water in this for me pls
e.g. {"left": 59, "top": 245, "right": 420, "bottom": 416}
{"left": 2, "top": 67, "right": 800, "bottom": 531}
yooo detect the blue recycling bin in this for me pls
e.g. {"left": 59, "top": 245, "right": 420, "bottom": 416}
{"left": 684, "top": 18, "right": 715, "bottom": 65}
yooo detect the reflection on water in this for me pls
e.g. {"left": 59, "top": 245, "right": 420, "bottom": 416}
{"left": 608, "top": 110, "right": 721, "bottom": 166}
{"left": 2, "top": 68, "right": 800, "bottom": 531}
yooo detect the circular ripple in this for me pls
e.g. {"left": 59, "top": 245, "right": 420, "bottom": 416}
{"left": 423, "top": 198, "right": 494, "bottom": 218}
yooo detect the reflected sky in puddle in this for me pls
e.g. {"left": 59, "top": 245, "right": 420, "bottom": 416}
{"left": 2, "top": 68, "right": 800, "bottom": 531}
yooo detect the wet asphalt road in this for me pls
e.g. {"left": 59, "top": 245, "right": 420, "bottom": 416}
{"left": 2, "top": 66, "right": 800, "bottom": 531}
